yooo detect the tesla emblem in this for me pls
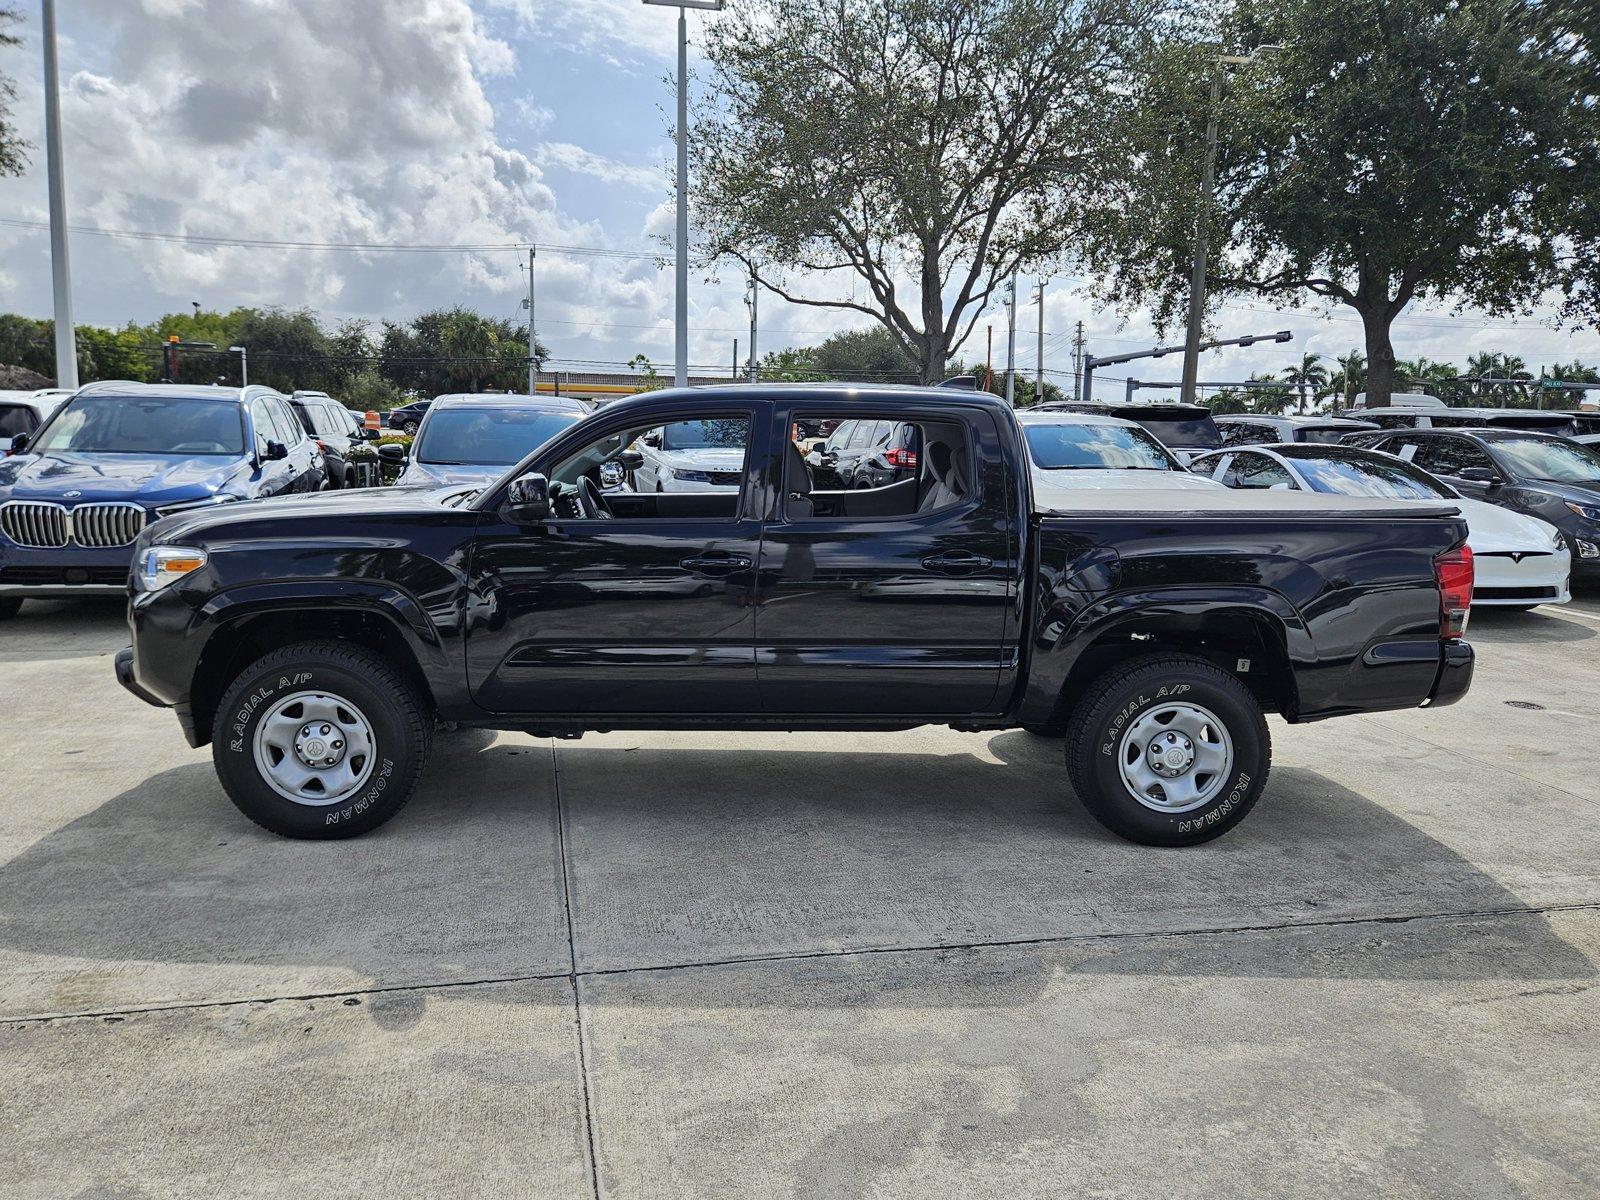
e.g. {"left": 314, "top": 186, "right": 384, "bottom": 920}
{"left": 63, "top": 490, "right": 81, "bottom": 499}
{"left": 1509, "top": 552, "right": 1525, "bottom": 563}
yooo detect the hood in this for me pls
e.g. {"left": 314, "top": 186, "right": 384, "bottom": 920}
{"left": 652, "top": 447, "right": 747, "bottom": 471}
{"left": 397, "top": 460, "right": 508, "bottom": 490}
{"left": 0, "top": 451, "right": 248, "bottom": 508}
{"left": 145, "top": 483, "right": 471, "bottom": 544}
{"left": 1516, "top": 478, "right": 1600, "bottom": 508}
{"left": 1455, "top": 497, "right": 1563, "bottom": 553}
{"left": 1031, "top": 467, "right": 1226, "bottom": 495}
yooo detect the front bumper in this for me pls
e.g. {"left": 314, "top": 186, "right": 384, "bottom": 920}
{"left": 1426, "top": 640, "right": 1475, "bottom": 709}
{"left": 0, "top": 540, "right": 136, "bottom": 596}
{"left": 115, "top": 645, "right": 163, "bottom": 707}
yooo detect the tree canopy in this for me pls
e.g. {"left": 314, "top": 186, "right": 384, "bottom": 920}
{"left": 1087, "top": 0, "right": 1600, "bottom": 404}
{"left": 691, "top": 0, "right": 1157, "bottom": 383}
{"left": 0, "top": 7, "right": 26, "bottom": 179}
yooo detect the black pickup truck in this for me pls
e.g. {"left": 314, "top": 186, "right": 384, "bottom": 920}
{"left": 116, "top": 385, "right": 1475, "bottom": 846}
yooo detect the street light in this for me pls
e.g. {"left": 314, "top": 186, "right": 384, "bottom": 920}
{"left": 1179, "top": 44, "right": 1284, "bottom": 405}
{"left": 230, "top": 345, "right": 248, "bottom": 387}
{"left": 643, "top": 0, "right": 726, "bottom": 389}
{"left": 40, "top": 0, "right": 77, "bottom": 390}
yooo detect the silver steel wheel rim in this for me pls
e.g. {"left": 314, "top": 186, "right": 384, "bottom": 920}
{"left": 1116, "top": 701, "right": 1234, "bottom": 814}
{"left": 252, "top": 690, "right": 376, "bottom": 807}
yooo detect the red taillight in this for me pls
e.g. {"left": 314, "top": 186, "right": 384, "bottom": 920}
{"left": 1434, "top": 544, "right": 1473, "bottom": 639}
{"left": 886, "top": 448, "right": 918, "bottom": 469}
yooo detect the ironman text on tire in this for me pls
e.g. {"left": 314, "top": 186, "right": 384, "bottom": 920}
{"left": 211, "top": 640, "right": 431, "bottom": 839}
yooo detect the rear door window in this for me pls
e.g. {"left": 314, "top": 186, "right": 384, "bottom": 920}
{"left": 0, "top": 404, "right": 38, "bottom": 439}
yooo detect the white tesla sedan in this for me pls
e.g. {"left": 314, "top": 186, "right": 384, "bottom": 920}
{"left": 1016, "top": 409, "right": 1227, "bottom": 502}
{"left": 1192, "top": 443, "right": 1571, "bottom": 609}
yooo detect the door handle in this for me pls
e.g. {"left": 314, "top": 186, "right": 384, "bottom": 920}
{"left": 680, "top": 552, "right": 752, "bottom": 577}
{"left": 920, "top": 551, "right": 992, "bottom": 576}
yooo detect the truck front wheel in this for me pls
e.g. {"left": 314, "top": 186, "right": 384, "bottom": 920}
{"left": 211, "top": 641, "right": 432, "bottom": 839}
{"left": 1065, "top": 655, "right": 1270, "bottom": 847}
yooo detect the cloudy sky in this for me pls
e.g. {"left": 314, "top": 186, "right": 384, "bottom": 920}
{"left": 0, "top": 0, "right": 1596, "bottom": 396}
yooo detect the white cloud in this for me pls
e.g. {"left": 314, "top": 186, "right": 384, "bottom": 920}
{"left": 536, "top": 142, "right": 661, "bottom": 190}
{"left": 486, "top": 0, "right": 719, "bottom": 65}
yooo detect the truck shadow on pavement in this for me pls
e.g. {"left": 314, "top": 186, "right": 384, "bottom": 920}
{"left": 0, "top": 726, "right": 1591, "bottom": 1022}
{"left": 1466, "top": 606, "right": 1596, "bottom": 644}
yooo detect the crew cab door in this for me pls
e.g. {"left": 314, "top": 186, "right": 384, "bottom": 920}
{"left": 464, "top": 402, "right": 766, "bottom": 714}
{"left": 754, "top": 402, "right": 1016, "bottom": 714}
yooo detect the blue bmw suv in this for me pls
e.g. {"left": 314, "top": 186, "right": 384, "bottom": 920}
{"left": 0, "top": 382, "right": 323, "bottom": 616}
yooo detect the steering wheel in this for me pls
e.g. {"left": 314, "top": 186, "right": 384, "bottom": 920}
{"left": 578, "top": 476, "right": 613, "bottom": 520}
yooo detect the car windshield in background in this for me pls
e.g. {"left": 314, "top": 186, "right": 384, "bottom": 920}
{"left": 1134, "top": 416, "right": 1222, "bottom": 449}
{"left": 1288, "top": 452, "right": 1452, "bottom": 500}
{"left": 0, "top": 404, "right": 35, "bottom": 439}
{"left": 1490, "top": 436, "right": 1600, "bottom": 484}
{"left": 416, "top": 408, "right": 580, "bottom": 465}
{"left": 660, "top": 419, "right": 747, "bottom": 450}
{"left": 1025, "top": 423, "right": 1177, "bottom": 470}
{"left": 1298, "top": 427, "right": 1359, "bottom": 445}
{"left": 32, "top": 395, "right": 245, "bottom": 455}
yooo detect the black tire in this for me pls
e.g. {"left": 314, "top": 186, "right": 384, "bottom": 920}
{"left": 0, "top": 597, "right": 21, "bottom": 620}
{"left": 1064, "top": 655, "right": 1270, "bottom": 847}
{"left": 211, "top": 641, "right": 432, "bottom": 839}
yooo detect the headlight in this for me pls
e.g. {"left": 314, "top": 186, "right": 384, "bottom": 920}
{"left": 156, "top": 495, "right": 238, "bottom": 518}
{"left": 139, "top": 546, "right": 208, "bottom": 592}
{"left": 1564, "top": 500, "right": 1600, "bottom": 521}
{"left": 672, "top": 469, "right": 714, "bottom": 483}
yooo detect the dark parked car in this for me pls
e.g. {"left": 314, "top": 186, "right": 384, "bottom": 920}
{"left": 805, "top": 417, "right": 920, "bottom": 489}
{"left": 1347, "top": 405, "right": 1574, "bottom": 434}
{"left": 386, "top": 399, "right": 435, "bottom": 435}
{"left": 1216, "top": 414, "right": 1378, "bottom": 446}
{"left": 0, "top": 382, "right": 323, "bottom": 615}
{"left": 288, "top": 390, "right": 372, "bottom": 489}
{"left": 119, "top": 384, "right": 1472, "bottom": 846}
{"left": 1351, "top": 427, "right": 1600, "bottom": 576}
{"left": 1033, "top": 401, "right": 1223, "bottom": 462}
{"left": 384, "top": 394, "right": 590, "bottom": 489}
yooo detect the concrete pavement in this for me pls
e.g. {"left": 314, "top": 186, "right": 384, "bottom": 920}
{"left": 1, "top": 595, "right": 1597, "bottom": 1196}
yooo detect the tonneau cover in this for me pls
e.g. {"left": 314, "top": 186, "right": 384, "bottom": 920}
{"left": 1032, "top": 487, "right": 1461, "bottom": 521}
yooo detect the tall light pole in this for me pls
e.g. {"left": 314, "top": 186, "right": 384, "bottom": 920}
{"left": 644, "top": 1, "right": 725, "bottom": 389}
{"left": 1180, "top": 45, "right": 1283, "bottom": 405}
{"left": 525, "top": 246, "right": 538, "bottom": 396}
{"left": 1035, "top": 280, "right": 1045, "bottom": 401}
{"left": 744, "top": 270, "right": 758, "bottom": 382}
{"left": 1004, "top": 272, "right": 1018, "bottom": 406}
{"left": 41, "top": 0, "right": 77, "bottom": 389}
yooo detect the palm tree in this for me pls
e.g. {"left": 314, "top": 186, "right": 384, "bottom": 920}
{"left": 1280, "top": 353, "right": 1330, "bottom": 414}
{"left": 1330, "top": 350, "right": 1366, "bottom": 413}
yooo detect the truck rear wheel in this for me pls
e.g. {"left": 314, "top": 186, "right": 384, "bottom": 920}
{"left": 211, "top": 641, "right": 431, "bottom": 839}
{"left": 1065, "top": 655, "right": 1269, "bottom": 846}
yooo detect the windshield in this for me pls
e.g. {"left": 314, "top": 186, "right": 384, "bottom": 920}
{"left": 1286, "top": 452, "right": 1453, "bottom": 500}
{"left": 1489, "top": 436, "right": 1600, "bottom": 484}
{"left": 416, "top": 408, "right": 580, "bottom": 466}
{"left": 32, "top": 395, "right": 245, "bottom": 456}
{"left": 0, "top": 404, "right": 37, "bottom": 439}
{"left": 1024, "top": 422, "right": 1179, "bottom": 470}
{"left": 659, "top": 419, "right": 746, "bottom": 451}
{"left": 1130, "top": 415, "right": 1222, "bottom": 449}
{"left": 1299, "top": 426, "right": 1364, "bottom": 445}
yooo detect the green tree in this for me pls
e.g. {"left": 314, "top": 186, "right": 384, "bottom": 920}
{"left": 0, "top": 7, "right": 27, "bottom": 178}
{"left": 1279, "top": 352, "right": 1329, "bottom": 414}
{"left": 692, "top": 0, "right": 1158, "bottom": 383}
{"left": 1090, "top": 0, "right": 1600, "bottom": 406}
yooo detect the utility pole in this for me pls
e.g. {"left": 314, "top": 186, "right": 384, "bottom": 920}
{"left": 526, "top": 246, "right": 538, "bottom": 396}
{"left": 1070, "top": 321, "right": 1086, "bottom": 401}
{"left": 1180, "top": 58, "right": 1224, "bottom": 407}
{"left": 1180, "top": 46, "right": 1282, "bottom": 406}
{"left": 732, "top": 339, "right": 738, "bottom": 380}
{"left": 986, "top": 325, "right": 993, "bottom": 391}
{"left": 1005, "top": 272, "right": 1018, "bottom": 406}
{"left": 41, "top": 0, "right": 77, "bottom": 390}
{"left": 1035, "top": 281, "right": 1045, "bottom": 402}
{"left": 745, "top": 271, "right": 758, "bottom": 382}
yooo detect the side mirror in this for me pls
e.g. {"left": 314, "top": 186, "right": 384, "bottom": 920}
{"left": 643, "top": 432, "right": 663, "bottom": 448}
{"left": 503, "top": 472, "right": 551, "bottom": 524}
{"left": 264, "top": 440, "right": 289, "bottom": 462}
{"left": 7, "top": 432, "right": 26, "bottom": 454}
{"left": 377, "top": 443, "right": 408, "bottom": 464}
{"left": 616, "top": 449, "right": 645, "bottom": 470}
{"left": 1458, "top": 466, "right": 1499, "bottom": 485}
